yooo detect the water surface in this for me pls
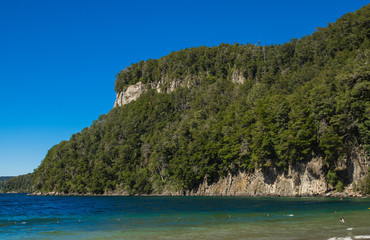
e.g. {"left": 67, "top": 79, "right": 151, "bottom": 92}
{"left": 0, "top": 194, "right": 369, "bottom": 239}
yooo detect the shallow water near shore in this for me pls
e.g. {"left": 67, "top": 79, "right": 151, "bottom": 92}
{"left": 1, "top": 194, "right": 369, "bottom": 240}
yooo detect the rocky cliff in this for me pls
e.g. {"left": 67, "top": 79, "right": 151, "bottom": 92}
{"left": 193, "top": 157, "right": 328, "bottom": 196}
{"left": 158, "top": 149, "right": 368, "bottom": 197}
{"left": 114, "top": 70, "right": 247, "bottom": 108}
{"left": 114, "top": 82, "right": 147, "bottom": 107}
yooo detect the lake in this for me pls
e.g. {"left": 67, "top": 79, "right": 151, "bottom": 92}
{"left": 0, "top": 194, "right": 369, "bottom": 239}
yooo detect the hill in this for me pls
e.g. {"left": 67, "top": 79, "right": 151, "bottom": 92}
{"left": 0, "top": 174, "right": 34, "bottom": 193}
{"left": 33, "top": 5, "right": 369, "bottom": 196}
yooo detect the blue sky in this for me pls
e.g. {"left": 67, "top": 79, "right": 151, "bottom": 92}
{"left": 0, "top": 0, "right": 367, "bottom": 176}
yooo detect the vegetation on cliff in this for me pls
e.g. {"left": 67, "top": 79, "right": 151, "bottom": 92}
{"left": 33, "top": 5, "right": 369, "bottom": 195}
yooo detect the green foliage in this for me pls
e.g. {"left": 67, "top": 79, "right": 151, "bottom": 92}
{"left": 336, "top": 181, "right": 344, "bottom": 192}
{"left": 33, "top": 5, "right": 370, "bottom": 194}
{"left": 326, "top": 170, "right": 338, "bottom": 187}
{"left": 326, "top": 170, "right": 346, "bottom": 192}
{"left": 0, "top": 174, "right": 34, "bottom": 193}
{"left": 355, "top": 167, "right": 370, "bottom": 194}
{"left": 0, "top": 177, "right": 13, "bottom": 192}
{"left": 366, "top": 168, "right": 370, "bottom": 195}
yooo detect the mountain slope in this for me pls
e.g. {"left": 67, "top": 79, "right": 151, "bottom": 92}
{"left": 0, "top": 174, "right": 34, "bottom": 193}
{"left": 33, "top": 5, "right": 369, "bottom": 195}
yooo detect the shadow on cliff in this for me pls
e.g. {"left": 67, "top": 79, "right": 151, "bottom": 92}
{"left": 262, "top": 167, "right": 279, "bottom": 185}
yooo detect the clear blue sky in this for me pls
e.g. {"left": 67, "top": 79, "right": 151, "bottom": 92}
{"left": 0, "top": 0, "right": 367, "bottom": 176}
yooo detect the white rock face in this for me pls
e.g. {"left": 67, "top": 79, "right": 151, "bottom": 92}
{"left": 168, "top": 79, "right": 182, "bottom": 93}
{"left": 114, "top": 82, "right": 147, "bottom": 107}
{"left": 114, "top": 70, "right": 247, "bottom": 108}
{"left": 231, "top": 70, "right": 246, "bottom": 84}
{"left": 114, "top": 78, "right": 187, "bottom": 107}
{"left": 150, "top": 79, "right": 163, "bottom": 93}
{"left": 187, "top": 157, "right": 329, "bottom": 196}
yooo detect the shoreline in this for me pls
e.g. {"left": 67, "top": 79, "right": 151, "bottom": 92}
{"left": 27, "top": 191, "right": 369, "bottom": 198}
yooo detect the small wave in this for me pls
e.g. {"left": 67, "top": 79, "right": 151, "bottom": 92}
{"left": 354, "top": 236, "right": 370, "bottom": 239}
{"left": 327, "top": 237, "right": 352, "bottom": 240}
{"left": 287, "top": 214, "right": 294, "bottom": 217}
{"left": 328, "top": 237, "right": 370, "bottom": 240}
{"left": 347, "top": 228, "right": 353, "bottom": 231}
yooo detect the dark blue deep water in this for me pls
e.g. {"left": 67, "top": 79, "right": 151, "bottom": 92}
{"left": 0, "top": 194, "right": 369, "bottom": 239}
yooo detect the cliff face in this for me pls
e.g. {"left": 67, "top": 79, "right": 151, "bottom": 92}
{"left": 160, "top": 150, "right": 368, "bottom": 196}
{"left": 114, "top": 79, "right": 191, "bottom": 108}
{"left": 114, "top": 70, "right": 247, "bottom": 108}
{"left": 195, "top": 157, "right": 328, "bottom": 196}
{"left": 114, "top": 82, "right": 147, "bottom": 107}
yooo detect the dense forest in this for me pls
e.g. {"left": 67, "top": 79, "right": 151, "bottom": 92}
{"left": 0, "top": 174, "right": 34, "bottom": 193}
{"left": 33, "top": 5, "right": 369, "bottom": 195}
{"left": 0, "top": 177, "right": 13, "bottom": 192}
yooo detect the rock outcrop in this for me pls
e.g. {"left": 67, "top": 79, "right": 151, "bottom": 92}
{"left": 114, "top": 72, "right": 244, "bottom": 108}
{"left": 189, "top": 157, "right": 328, "bottom": 196}
{"left": 160, "top": 152, "right": 368, "bottom": 197}
{"left": 114, "top": 79, "right": 185, "bottom": 107}
{"left": 114, "top": 82, "right": 147, "bottom": 107}
{"left": 231, "top": 70, "right": 246, "bottom": 84}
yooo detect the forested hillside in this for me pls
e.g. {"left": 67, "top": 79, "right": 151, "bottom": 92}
{"left": 33, "top": 5, "right": 369, "bottom": 195}
{"left": 0, "top": 174, "right": 34, "bottom": 193}
{"left": 0, "top": 177, "right": 13, "bottom": 192}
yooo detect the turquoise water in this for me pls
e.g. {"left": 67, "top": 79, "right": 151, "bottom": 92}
{"left": 0, "top": 194, "right": 369, "bottom": 239}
